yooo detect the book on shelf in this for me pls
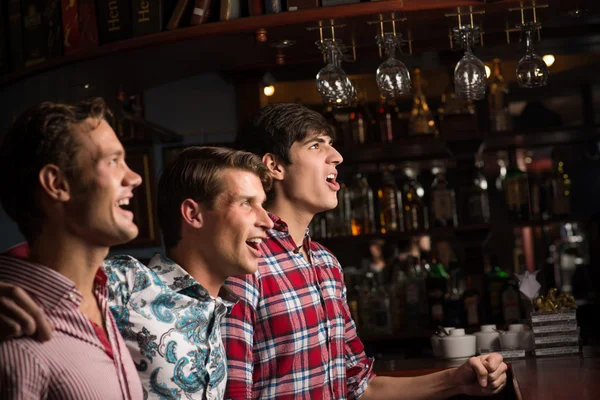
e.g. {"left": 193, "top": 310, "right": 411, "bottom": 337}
{"left": 132, "top": 0, "right": 164, "bottom": 37}
{"left": 96, "top": 0, "right": 132, "bottom": 44}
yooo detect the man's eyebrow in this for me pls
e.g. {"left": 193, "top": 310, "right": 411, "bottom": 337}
{"left": 303, "top": 136, "right": 332, "bottom": 145}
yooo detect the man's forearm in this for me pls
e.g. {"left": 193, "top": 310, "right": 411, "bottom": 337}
{"left": 360, "top": 368, "right": 461, "bottom": 400}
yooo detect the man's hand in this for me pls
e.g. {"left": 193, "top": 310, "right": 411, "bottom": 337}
{"left": 0, "top": 282, "right": 53, "bottom": 341}
{"left": 452, "top": 353, "right": 508, "bottom": 396}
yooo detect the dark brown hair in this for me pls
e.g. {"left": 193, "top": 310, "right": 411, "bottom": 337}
{"left": 0, "top": 98, "right": 111, "bottom": 243}
{"left": 157, "top": 146, "right": 272, "bottom": 249}
{"left": 234, "top": 103, "right": 334, "bottom": 164}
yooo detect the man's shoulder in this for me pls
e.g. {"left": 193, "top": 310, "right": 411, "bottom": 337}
{"left": 0, "top": 337, "right": 47, "bottom": 363}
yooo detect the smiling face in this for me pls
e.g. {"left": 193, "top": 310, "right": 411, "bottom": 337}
{"left": 64, "top": 119, "right": 142, "bottom": 247}
{"left": 277, "top": 131, "right": 343, "bottom": 215}
{"left": 199, "top": 168, "right": 274, "bottom": 277}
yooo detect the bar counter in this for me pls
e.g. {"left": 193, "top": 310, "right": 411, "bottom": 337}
{"left": 374, "top": 354, "right": 600, "bottom": 399}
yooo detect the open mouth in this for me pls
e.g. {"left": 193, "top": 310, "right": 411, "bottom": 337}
{"left": 326, "top": 173, "right": 340, "bottom": 190}
{"left": 246, "top": 238, "right": 263, "bottom": 256}
{"left": 116, "top": 198, "right": 134, "bottom": 218}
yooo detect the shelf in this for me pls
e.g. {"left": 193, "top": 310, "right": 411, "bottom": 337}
{"left": 316, "top": 217, "right": 586, "bottom": 244}
{"left": 0, "top": 0, "right": 487, "bottom": 89}
{"left": 317, "top": 224, "right": 492, "bottom": 244}
{"left": 481, "top": 125, "right": 600, "bottom": 153}
{"left": 337, "top": 125, "right": 600, "bottom": 165}
{"left": 2, "top": 0, "right": 596, "bottom": 93}
{"left": 340, "top": 136, "right": 452, "bottom": 164}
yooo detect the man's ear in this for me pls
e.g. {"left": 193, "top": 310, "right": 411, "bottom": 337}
{"left": 180, "top": 198, "right": 204, "bottom": 229}
{"left": 262, "top": 153, "right": 285, "bottom": 181}
{"left": 38, "top": 164, "right": 71, "bottom": 202}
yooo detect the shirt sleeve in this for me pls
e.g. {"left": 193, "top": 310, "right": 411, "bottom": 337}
{"left": 102, "top": 255, "right": 147, "bottom": 308}
{"left": 0, "top": 342, "right": 47, "bottom": 399}
{"left": 221, "top": 273, "right": 260, "bottom": 399}
{"left": 336, "top": 262, "right": 376, "bottom": 399}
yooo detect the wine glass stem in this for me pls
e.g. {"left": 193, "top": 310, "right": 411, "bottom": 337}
{"left": 326, "top": 45, "right": 339, "bottom": 67}
{"left": 525, "top": 30, "right": 535, "bottom": 56}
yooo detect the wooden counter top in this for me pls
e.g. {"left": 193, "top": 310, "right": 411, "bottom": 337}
{"left": 374, "top": 354, "right": 599, "bottom": 399}
{"left": 510, "top": 356, "right": 600, "bottom": 400}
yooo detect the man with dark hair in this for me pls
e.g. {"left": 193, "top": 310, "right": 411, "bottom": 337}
{"left": 0, "top": 143, "right": 274, "bottom": 398}
{"left": 224, "top": 102, "right": 508, "bottom": 399}
{"left": 0, "top": 99, "right": 144, "bottom": 399}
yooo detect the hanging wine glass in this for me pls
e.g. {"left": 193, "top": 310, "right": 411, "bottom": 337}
{"left": 516, "top": 22, "right": 549, "bottom": 88}
{"left": 453, "top": 25, "right": 487, "bottom": 101}
{"left": 315, "top": 39, "right": 355, "bottom": 107}
{"left": 375, "top": 32, "right": 411, "bottom": 99}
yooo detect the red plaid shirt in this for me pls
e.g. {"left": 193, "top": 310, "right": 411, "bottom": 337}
{"left": 222, "top": 214, "right": 374, "bottom": 399}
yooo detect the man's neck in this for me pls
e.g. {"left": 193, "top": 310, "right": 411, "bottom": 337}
{"left": 29, "top": 234, "right": 108, "bottom": 299}
{"left": 167, "top": 244, "right": 225, "bottom": 298}
{"left": 267, "top": 199, "right": 315, "bottom": 251}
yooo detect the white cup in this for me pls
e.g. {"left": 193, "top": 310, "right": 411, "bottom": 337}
{"left": 431, "top": 327, "right": 456, "bottom": 357}
{"left": 474, "top": 324, "right": 500, "bottom": 353}
{"left": 440, "top": 328, "right": 477, "bottom": 359}
{"left": 499, "top": 331, "right": 521, "bottom": 350}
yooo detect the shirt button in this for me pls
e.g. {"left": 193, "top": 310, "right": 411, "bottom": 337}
{"left": 68, "top": 293, "right": 77, "bottom": 302}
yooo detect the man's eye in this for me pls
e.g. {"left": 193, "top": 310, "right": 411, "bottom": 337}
{"left": 310, "top": 143, "right": 319, "bottom": 149}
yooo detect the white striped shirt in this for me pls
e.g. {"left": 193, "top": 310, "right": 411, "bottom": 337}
{"left": 0, "top": 255, "right": 143, "bottom": 399}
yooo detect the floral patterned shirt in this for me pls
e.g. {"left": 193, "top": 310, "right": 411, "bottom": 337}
{"left": 104, "top": 253, "right": 237, "bottom": 400}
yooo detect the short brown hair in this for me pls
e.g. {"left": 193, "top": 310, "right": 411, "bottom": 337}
{"left": 0, "top": 98, "right": 111, "bottom": 243}
{"left": 157, "top": 146, "right": 272, "bottom": 249}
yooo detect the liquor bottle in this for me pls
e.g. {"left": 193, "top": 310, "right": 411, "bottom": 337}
{"left": 389, "top": 250, "right": 407, "bottom": 334}
{"left": 488, "top": 58, "right": 512, "bottom": 132}
{"left": 378, "top": 168, "right": 403, "bottom": 234}
{"left": 495, "top": 151, "right": 508, "bottom": 192}
{"left": 551, "top": 148, "right": 571, "bottom": 217}
{"left": 322, "top": 104, "right": 344, "bottom": 148}
{"left": 409, "top": 68, "right": 438, "bottom": 136}
{"left": 349, "top": 173, "right": 376, "bottom": 235}
{"left": 332, "top": 182, "right": 352, "bottom": 236}
{"left": 405, "top": 255, "right": 428, "bottom": 329}
{"left": 350, "top": 94, "right": 369, "bottom": 145}
{"left": 462, "top": 157, "right": 490, "bottom": 225}
{"left": 425, "top": 252, "right": 449, "bottom": 328}
{"left": 402, "top": 167, "right": 429, "bottom": 232}
{"left": 505, "top": 152, "right": 531, "bottom": 221}
{"left": 430, "top": 166, "right": 458, "bottom": 227}
{"left": 462, "top": 276, "right": 483, "bottom": 327}
{"left": 360, "top": 271, "right": 393, "bottom": 335}
{"left": 378, "top": 97, "right": 394, "bottom": 143}
{"left": 501, "top": 278, "right": 522, "bottom": 325}
{"left": 484, "top": 256, "right": 509, "bottom": 325}
{"left": 444, "top": 268, "right": 465, "bottom": 328}
{"left": 438, "top": 68, "right": 478, "bottom": 140}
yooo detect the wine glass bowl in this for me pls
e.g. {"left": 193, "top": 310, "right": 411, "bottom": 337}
{"left": 516, "top": 22, "right": 549, "bottom": 88}
{"left": 316, "top": 39, "right": 356, "bottom": 107}
{"left": 452, "top": 26, "right": 487, "bottom": 101}
{"left": 375, "top": 33, "right": 411, "bottom": 98}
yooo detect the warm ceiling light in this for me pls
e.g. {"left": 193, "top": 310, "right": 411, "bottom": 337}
{"left": 542, "top": 54, "right": 555, "bottom": 67}
{"left": 485, "top": 65, "right": 491, "bottom": 78}
{"left": 263, "top": 85, "right": 275, "bottom": 96}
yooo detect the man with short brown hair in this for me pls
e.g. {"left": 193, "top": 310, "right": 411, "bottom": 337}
{"left": 0, "top": 98, "right": 144, "bottom": 399}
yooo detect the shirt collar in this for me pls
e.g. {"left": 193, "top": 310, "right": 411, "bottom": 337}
{"left": 267, "top": 212, "right": 311, "bottom": 246}
{"left": 147, "top": 253, "right": 238, "bottom": 306}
